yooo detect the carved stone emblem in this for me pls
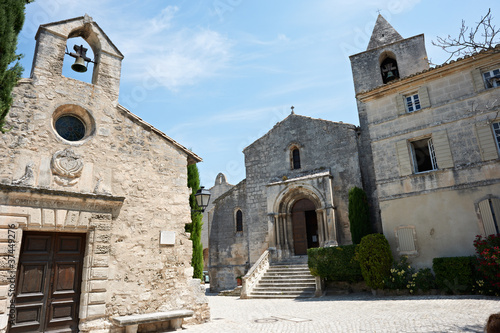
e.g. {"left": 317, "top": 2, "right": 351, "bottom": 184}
{"left": 51, "top": 148, "right": 84, "bottom": 186}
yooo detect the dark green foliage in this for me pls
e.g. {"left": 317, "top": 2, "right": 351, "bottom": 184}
{"left": 187, "top": 163, "right": 203, "bottom": 279}
{"left": 413, "top": 268, "right": 436, "bottom": 292}
{"left": 432, "top": 256, "right": 474, "bottom": 294}
{"left": 355, "top": 233, "right": 393, "bottom": 289}
{"left": 348, "top": 187, "right": 371, "bottom": 244}
{"left": 307, "top": 245, "right": 363, "bottom": 283}
{"left": 0, "top": 0, "right": 32, "bottom": 132}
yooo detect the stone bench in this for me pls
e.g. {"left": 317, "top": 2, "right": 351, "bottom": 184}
{"left": 111, "top": 309, "right": 194, "bottom": 333}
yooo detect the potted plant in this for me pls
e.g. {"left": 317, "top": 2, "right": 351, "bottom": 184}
{"left": 236, "top": 276, "right": 243, "bottom": 286}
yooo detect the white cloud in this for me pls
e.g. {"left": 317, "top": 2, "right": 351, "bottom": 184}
{"left": 124, "top": 27, "right": 232, "bottom": 91}
{"left": 21, "top": 1, "right": 232, "bottom": 91}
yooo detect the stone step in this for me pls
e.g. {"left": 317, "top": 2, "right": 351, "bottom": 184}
{"left": 245, "top": 260, "right": 316, "bottom": 299}
{"left": 253, "top": 286, "right": 315, "bottom": 293}
{"left": 266, "top": 267, "right": 310, "bottom": 272}
{"left": 248, "top": 294, "right": 315, "bottom": 299}
{"left": 249, "top": 290, "right": 315, "bottom": 298}
{"left": 262, "top": 272, "right": 314, "bottom": 279}
{"left": 258, "top": 282, "right": 316, "bottom": 287}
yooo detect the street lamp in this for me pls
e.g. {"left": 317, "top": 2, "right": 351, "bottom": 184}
{"left": 194, "top": 186, "right": 211, "bottom": 212}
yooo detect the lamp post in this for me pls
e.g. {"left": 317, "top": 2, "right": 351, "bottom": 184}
{"left": 194, "top": 186, "right": 211, "bottom": 212}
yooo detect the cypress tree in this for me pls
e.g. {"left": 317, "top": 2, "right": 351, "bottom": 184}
{"left": 187, "top": 163, "right": 203, "bottom": 279}
{"left": 0, "top": 0, "right": 32, "bottom": 133}
{"left": 348, "top": 186, "right": 371, "bottom": 244}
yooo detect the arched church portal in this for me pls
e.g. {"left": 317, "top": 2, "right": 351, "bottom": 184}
{"left": 291, "top": 199, "right": 319, "bottom": 255}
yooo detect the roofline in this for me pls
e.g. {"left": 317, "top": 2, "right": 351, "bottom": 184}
{"left": 36, "top": 15, "right": 124, "bottom": 59}
{"left": 355, "top": 45, "right": 500, "bottom": 99}
{"left": 349, "top": 34, "right": 424, "bottom": 59}
{"left": 242, "top": 113, "right": 357, "bottom": 153}
{"left": 116, "top": 104, "right": 202, "bottom": 164}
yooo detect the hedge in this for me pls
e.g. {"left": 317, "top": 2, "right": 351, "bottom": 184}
{"left": 307, "top": 245, "right": 363, "bottom": 283}
{"left": 432, "top": 256, "right": 475, "bottom": 293}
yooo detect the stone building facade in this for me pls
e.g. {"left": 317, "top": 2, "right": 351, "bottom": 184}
{"left": 207, "top": 14, "right": 500, "bottom": 290}
{"left": 350, "top": 15, "right": 500, "bottom": 268}
{"left": 0, "top": 16, "right": 208, "bottom": 332}
{"left": 207, "top": 113, "right": 363, "bottom": 291}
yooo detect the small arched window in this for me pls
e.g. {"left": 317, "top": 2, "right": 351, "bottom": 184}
{"left": 236, "top": 210, "right": 243, "bottom": 232}
{"left": 380, "top": 57, "right": 399, "bottom": 84}
{"left": 292, "top": 148, "right": 301, "bottom": 170}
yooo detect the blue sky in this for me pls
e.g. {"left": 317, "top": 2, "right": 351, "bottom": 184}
{"left": 16, "top": 0, "right": 500, "bottom": 187}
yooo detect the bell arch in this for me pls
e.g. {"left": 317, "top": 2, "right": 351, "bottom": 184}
{"left": 379, "top": 51, "right": 399, "bottom": 83}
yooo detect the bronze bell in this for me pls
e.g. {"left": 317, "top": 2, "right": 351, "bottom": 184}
{"left": 386, "top": 70, "right": 395, "bottom": 80}
{"left": 71, "top": 56, "right": 87, "bottom": 73}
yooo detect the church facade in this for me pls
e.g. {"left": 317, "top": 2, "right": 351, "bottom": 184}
{"left": 206, "top": 15, "right": 500, "bottom": 292}
{"left": 0, "top": 16, "right": 208, "bottom": 332}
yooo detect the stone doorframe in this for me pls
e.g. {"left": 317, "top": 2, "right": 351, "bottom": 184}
{"left": 266, "top": 173, "right": 338, "bottom": 259}
{"left": 0, "top": 185, "right": 124, "bottom": 333}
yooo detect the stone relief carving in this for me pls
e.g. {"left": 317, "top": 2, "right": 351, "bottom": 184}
{"left": 51, "top": 148, "right": 84, "bottom": 186}
{"left": 12, "top": 162, "right": 35, "bottom": 186}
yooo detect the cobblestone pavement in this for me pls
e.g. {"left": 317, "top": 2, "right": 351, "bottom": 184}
{"left": 183, "top": 293, "right": 500, "bottom": 333}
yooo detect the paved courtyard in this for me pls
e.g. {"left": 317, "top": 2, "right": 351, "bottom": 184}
{"left": 183, "top": 292, "right": 500, "bottom": 332}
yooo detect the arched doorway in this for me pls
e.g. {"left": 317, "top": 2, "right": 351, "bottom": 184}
{"left": 291, "top": 199, "right": 319, "bottom": 255}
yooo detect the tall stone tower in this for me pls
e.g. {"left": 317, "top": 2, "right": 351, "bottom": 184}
{"left": 349, "top": 15, "right": 430, "bottom": 233}
{"left": 350, "top": 15, "right": 429, "bottom": 94}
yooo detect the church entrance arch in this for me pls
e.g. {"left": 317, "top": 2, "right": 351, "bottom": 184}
{"left": 291, "top": 199, "right": 319, "bottom": 255}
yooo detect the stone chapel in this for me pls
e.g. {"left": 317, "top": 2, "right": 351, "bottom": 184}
{"left": 0, "top": 16, "right": 208, "bottom": 332}
{"left": 205, "top": 15, "right": 500, "bottom": 293}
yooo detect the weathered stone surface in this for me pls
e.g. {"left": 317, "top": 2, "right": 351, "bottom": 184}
{"left": 208, "top": 114, "right": 363, "bottom": 292}
{"left": 351, "top": 18, "right": 500, "bottom": 268}
{"left": 0, "top": 15, "right": 208, "bottom": 333}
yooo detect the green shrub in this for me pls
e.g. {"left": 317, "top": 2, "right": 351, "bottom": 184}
{"left": 307, "top": 245, "right": 363, "bottom": 282}
{"left": 355, "top": 234, "right": 393, "bottom": 289}
{"left": 412, "top": 268, "right": 436, "bottom": 292}
{"left": 348, "top": 187, "right": 371, "bottom": 244}
{"left": 432, "top": 256, "right": 474, "bottom": 294}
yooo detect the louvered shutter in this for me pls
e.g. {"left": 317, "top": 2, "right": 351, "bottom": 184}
{"left": 475, "top": 123, "right": 499, "bottom": 161}
{"left": 432, "top": 130, "right": 454, "bottom": 169}
{"left": 418, "top": 86, "right": 430, "bottom": 109}
{"left": 396, "top": 140, "right": 412, "bottom": 176}
{"left": 471, "top": 69, "right": 485, "bottom": 92}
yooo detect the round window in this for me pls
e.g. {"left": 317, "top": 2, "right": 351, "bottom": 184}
{"left": 55, "top": 115, "right": 86, "bottom": 141}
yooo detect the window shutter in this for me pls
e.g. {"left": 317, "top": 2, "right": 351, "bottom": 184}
{"left": 395, "top": 140, "right": 412, "bottom": 176}
{"left": 478, "top": 199, "right": 500, "bottom": 236}
{"left": 471, "top": 69, "right": 485, "bottom": 92}
{"left": 395, "top": 94, "right": 406, "bottom": 115}
{"left": 475, "top": 123, "right": 499, "bottom": 161}
{"left": 432, "top": 130, "right": 454, "bottom": 169}
{"left": 418, "top": 86, "right": 430, "bottom": 109}
{"left": 395, "top": 226, "right": 417, "bottom": 255}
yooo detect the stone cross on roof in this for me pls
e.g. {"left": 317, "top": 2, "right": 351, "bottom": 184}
{"left": 367, "top": 14, "right": 403, "bottom": 50}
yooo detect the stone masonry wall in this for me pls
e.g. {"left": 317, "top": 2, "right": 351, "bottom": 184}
{"left": 358, "top": 52, "right": 500, "bottom": 267}
{"left": 208, "top": 180, "right": 247, "bottom": 292}
{"left": 242, "top": 114, "right": 363, "bottom": 263}
{"left": 0, "top": 36, "right": 209, "bottom": 331}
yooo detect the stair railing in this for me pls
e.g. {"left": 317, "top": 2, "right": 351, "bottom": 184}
{"left": 240, "top": 249, "right": 270, "bottom": 299}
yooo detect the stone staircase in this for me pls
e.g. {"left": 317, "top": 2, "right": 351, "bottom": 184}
{"left": 246, "top": 261, "right": 316, "bottom": 299}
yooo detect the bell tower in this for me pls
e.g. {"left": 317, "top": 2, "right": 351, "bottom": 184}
{"left": 349, "top": 15, "right": 429, "bottom": 94}
{"left": 31, "top": 14, "right": 124, "bottom": 103}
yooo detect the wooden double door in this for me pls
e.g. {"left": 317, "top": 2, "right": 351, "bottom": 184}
{"left": 291, "top": 199, "right": 319, "bottom": 255}
{"left": 10, "top": 232, "right": 86, "bottom": 332}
